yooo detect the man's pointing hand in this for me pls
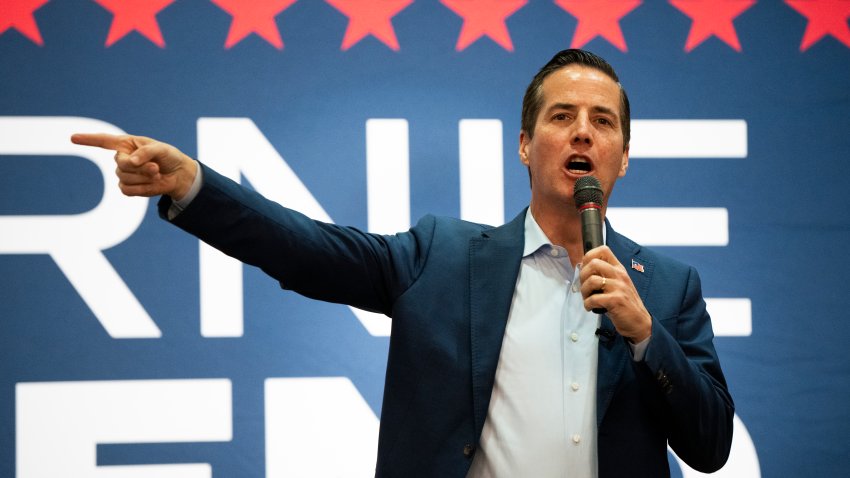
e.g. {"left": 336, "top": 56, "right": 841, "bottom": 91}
{"left": 71, "top": 133, "right": 197, "bottom": 200}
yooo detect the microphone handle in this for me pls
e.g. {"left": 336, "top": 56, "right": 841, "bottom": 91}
{"left": 580, "top": 206, "right": 604, "bottom": 253}
{"left": 580, "top": 206, "right": 607, "bottom": 314}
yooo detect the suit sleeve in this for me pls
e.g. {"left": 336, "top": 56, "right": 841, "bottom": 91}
{"left": 642, "top": 265, "right": 735, "bottom": 473}
{"left": 157, "top": 163, "right": 434, "bottom": 316}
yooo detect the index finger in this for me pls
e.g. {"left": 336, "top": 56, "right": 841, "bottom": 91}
{"left": 579, "top": 247, "right": 619, "bottom": 279}
{"left": 70, "top": 133, "right": 124, "bottom": 150}
{"left": 582, "top": 245, "right": 616, "bottom": 264}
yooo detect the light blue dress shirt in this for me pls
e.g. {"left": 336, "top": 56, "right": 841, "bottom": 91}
{"left": 467, "top": 210, "right": 602, "bottom": 477}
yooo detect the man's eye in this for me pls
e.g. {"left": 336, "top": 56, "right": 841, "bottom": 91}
{"left": 554, "top": 113, "right": 567, "bottom": 121}
{"left": 597, "top": 118, "right": 612, "bottom": 126}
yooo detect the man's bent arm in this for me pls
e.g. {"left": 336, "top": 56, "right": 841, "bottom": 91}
{"left": 642, "top": 267, "right": 735, "bottom": 473}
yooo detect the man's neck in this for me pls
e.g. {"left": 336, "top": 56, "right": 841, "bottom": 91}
{"left": 529, "top": 199, "right": 605, "bottom": 266}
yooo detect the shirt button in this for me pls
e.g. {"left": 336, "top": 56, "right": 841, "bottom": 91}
{"left": 570, "top": 332, "right": 579, "bottom": 342}
{"left": 549, "top": 249, "right": 559, "bottom": 257}
{"left": 571, "top": 382, "right": 580, "bottom": 391}
{"left": 572, "top": 434, "right": 581, "bottom": 444}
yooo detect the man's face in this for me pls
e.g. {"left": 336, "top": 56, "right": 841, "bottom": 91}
{"left": 519, "top": 64, "right": 629, "bottom": 210}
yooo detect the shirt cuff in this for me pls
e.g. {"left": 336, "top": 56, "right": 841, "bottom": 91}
{"left": 167, "top": 162, "right": 203, "bottom": 220}
{"left": 629, "top": 335, "right": 651, "bottom": 362}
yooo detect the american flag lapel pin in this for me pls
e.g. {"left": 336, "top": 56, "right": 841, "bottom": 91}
{"left": 631, "top": 259, "right": 645, "bottom": 273}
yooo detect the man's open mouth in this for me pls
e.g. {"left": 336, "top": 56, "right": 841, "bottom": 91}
{"left": 567, "top": 157, "right": 592, "bottom": 174}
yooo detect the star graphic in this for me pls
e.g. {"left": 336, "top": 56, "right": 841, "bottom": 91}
{"left": 0, "top": 0, "right": 49, "bottom": 45}
{"left": 786, "top": 0, "right": 850, "bottom": 51}
{"left": 440, "top": 0, "right": 528, "bottom": 51}
{"left": 554, "top": 0, "right": 642, "bottom": 52}
{"left": 669, "top": 0, "right": 756, "bottom": 52}
{"left": 93, "top": 0, "right": 176, "bottom": 48}
{"left": 325, "top": 0, "right": 414, "bottom": 51}
{"left": 210, "top": 0, "right": 297, "bottom": 49}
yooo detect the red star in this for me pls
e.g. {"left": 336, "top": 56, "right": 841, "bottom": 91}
{"left": 440, "top": 0, "right": 528, "bottom": 51}
{"left": 669, "top": 0, "right": 756, "bottom": 52}
{"left": 325, "top": 0, "right": 413, "bottom": 51}
{"left": 0, "top": 0, "right": 49, "bottom": 46}
{"left": 554, "top": 0, "right": 642, "bottom": 52}
{"left": 93, "top": 0, "right": 176, "bottom": 48}
{"left": 786, "top": 0, "right": 850, "bottom": 50}
{"left": 210, "top": 0, "right": 297, "bottom": 49}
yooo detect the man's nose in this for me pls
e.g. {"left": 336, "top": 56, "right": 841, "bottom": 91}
{"left": 571, "top": 114, "right": 592, "bottom": 145}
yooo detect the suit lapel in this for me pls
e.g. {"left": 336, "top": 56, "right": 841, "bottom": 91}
{"left": 466, "top": 216, "right": 657, "bottom": 433}
{"left": 469, "top": 210, "right": 526, "bottom": 440}
{"left": 596, "top": 221, "right": 654, "bottom": 427}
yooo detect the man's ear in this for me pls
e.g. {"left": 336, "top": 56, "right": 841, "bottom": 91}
{"left": 619, "top": 145, "right": 629, "bottom": 177}
{"left": 519, "top": 130, "right": 530, "bottom": 166}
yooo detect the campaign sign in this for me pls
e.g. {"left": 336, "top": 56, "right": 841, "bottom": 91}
{"left": 2, "top": 1, "right": 849, "bottom": 476}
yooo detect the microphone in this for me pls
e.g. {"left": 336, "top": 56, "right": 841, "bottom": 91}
{"left": 573, "top": 176, "right": 606, "bottom": 314}
{"left": 574, "top": 176, "right": 604, "bottom": 253}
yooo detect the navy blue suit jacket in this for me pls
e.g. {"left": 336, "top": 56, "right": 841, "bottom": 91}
{"left": 161, "top": 164, "right": 734, "bottom": 477}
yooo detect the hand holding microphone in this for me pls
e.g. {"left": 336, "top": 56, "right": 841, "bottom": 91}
{"left": 574, "top": 175, "right": 652, "bottom": 342}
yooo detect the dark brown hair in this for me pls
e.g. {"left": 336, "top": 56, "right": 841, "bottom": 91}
{"left": 521, "top": 49, "right": 630, "bottom": 149}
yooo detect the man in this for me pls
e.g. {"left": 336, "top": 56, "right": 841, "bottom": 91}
{"left": 72, "top": 49, "right": 734, "bottom": 477}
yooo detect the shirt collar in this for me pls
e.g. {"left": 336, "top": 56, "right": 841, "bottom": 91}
{"left": 522, "top": 208, "right": 607, "bottom": 258}
{"left": 523, "top": 209, "right": 552, "bottom": 257}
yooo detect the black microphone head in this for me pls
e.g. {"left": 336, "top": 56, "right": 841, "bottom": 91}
{"left": 573, "top": 176, "right": 603, "bottom": 206}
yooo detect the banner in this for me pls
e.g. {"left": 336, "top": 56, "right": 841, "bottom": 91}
{"left": 2, "top": 1, "right": 849, "bottom": 476}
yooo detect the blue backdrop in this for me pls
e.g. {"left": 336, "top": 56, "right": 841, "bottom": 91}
{"left": 2, "top": 1, "right": 850, "bottom": 477}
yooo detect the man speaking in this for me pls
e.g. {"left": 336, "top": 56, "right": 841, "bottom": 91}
{"left": 72, "top": 49, "right": 734, "bottom": 477}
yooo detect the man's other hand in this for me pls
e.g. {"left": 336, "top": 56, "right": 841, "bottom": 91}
{"left": 71, "top": 133, "right": 197, "bottom": 200}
